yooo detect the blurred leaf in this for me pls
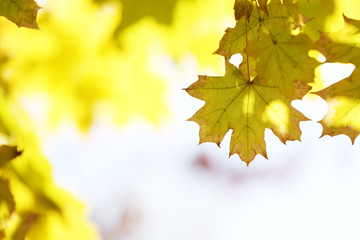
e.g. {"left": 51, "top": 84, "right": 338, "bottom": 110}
{"left": 96, "top": 0, "right": 178, "bottom": 28}
{"left": 0, "top": 0, "right": 167, "bottom": 129}
{"left": 0, "top": 145, "right": 22, "bottom": 168}
{"left": 0, "top": 95, "right": 98, "bottom": 239}
{"left": 11, "top": 213, "right": 38, "bottom": 240}
{"left": 0, "top": 0, "right": 40, "bottom": 29}
{"left": 0, "top": 178, "right": 15, "bottom": 219}
{"left": 166, "top": 0, "right": 233, "bottom": 72}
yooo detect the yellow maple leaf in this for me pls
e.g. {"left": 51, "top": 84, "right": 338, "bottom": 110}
{"left": 315, "top": 16, "right": 360, "bottom": 143}
{"left": 215, "top": 0, "right": 291, "bottom": 60}
{"left": 246, "top": 30, "right": 318, "bottom": 99}
{"left": 186, "top": 64, "right": 307, "bottom": 165}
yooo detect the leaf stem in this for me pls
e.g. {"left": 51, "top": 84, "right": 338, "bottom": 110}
{"left": 244, "top": 1, "right": 251, "bottom": 81}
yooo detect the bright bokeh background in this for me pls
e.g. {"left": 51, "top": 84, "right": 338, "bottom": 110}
{"left": 44, "top": 59, "right": 360, "bottom": 240}
{"left": 1, "top": 0, "right": 360, "bottom": 239}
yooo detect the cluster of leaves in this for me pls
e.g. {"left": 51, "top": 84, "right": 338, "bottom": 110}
{"left": 186, "top": 0, "right": 360, "bottom": 165}
{"left": 2, "top": 0, "right": 358, "bottom": 238}
{"left": 0, "top": 92, "right": 98, "bottom": 239}
{"left": 0, "top": 1, "right": 115, "bottom": 239}
{"left": 0, "top": 145, "right": 32, "bottom": 239}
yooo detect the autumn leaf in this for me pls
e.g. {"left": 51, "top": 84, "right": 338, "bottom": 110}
{"left": 316, "top": 78, "right": 360, "bottom": 143}
{"left": 186, "top": 64, "right": 306, "bottom": 164}
{"left": 315, "top": 15, "right": 360, "bottom": 142}
{"left": 0, "top": 0, "right": 40, "bottom": 29}
{"left": 234, "top": 0, "right": 254, "bottom": 22}
{"left": 0, "top": 145, "right": 22, "bottom": 168}
{"left": 246, "top": 30, "right": 318, "bottom": 99}
{"left": 189, "top": 0, "right": 316, "bottom": 164}
{"left": 215, "top": 0, "right": 291, "bottom": 60}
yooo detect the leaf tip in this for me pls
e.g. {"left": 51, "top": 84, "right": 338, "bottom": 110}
{"left": 0, "top": 145, "right": 23, "bottom": 168}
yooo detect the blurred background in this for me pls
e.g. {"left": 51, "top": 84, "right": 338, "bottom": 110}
{"left": 1, "top": 0, "right": 360, "bottom": 239}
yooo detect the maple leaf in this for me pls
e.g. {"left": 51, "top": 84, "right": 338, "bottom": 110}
{"left": 234, "top": 0, "right": 254, "bottom": 22}
{"left": 246, "top": 30, "right": 318, "bottom": 99}
{"left": 0, "top": 0, "right": 40, "bottom": 29}
{"left": 316, "top": 77, "right": 360, "bottom": 143}
{"left": 215, "top": 0, "right": 291, "bottom": 60}
{"left": 315, "top": 15, "right": 360, "bottom": 142}
{"left": 186, "top": 64, "right": 306, "bottom": 164}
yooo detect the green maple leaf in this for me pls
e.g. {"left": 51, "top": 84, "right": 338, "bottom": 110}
{"left": 186, "top": 64, "right": 306, "bottom": 164}
{"left": 0, "top": 0, "right": 40, "bottom": 29}
{"left": 246, "top": 30, "right": 318, "bottom": 99}
{"left": 315, "top": 16, "right": 360, "bottom": 142}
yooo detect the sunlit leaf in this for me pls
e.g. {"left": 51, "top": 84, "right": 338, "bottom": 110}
{"left": 239, "top": 55, "right": 257, "bottom": 79}
{"left": 246, "top": 30, "right": 318, "bottom": 99}
{"left": 215, "top": 0, "right": 291, "bottom": 60}
{"left": 316, "top": 16, "right": 360, "bottom": 142}
{"left": 186, "top": 64, "right": 306, "bottom": 164}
